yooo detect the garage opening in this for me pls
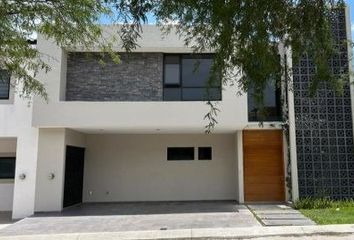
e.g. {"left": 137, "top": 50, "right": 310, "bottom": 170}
{"left": 63, "top": 146, "right": 85, "bottom": 208}
{"left": 82, "top": 134, "right": 238, "bottom": 202}
{"left": 243, "top": 130, "right": 285, "bottom": 202}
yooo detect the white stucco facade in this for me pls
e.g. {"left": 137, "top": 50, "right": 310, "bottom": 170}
{"left": 0, "top": 25, "right": 301, "bottom": 219}
{"left": 0, "top": 89, "right": 39, "bottom": 218}
{"left": 0, "top": 5, "right": 353, "bottom": 219}
{"left": 0, "top": 25, "right": 246, "bottom": 219}
{"left": 27, "top": 26, "right": 252, "bottom": 215}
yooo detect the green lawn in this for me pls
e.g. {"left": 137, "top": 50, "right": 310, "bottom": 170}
{"left": 300, "top": 207, "right": 354, "bottom": 225}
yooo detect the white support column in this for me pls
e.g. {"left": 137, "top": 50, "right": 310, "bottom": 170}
{"left": 236, "top": 130, "right": 244, "bottom": 203}
{"left": 286, "top": 47, "right": 299, "bottom": 202}
{"left": 345, "top": 7, "right": 354, "bottom": 143}
{"left": 34, "top": 128, "right": 66, "bottom": 212}
{"left": 12, "top": 129, "right": 39, "bottom": 219}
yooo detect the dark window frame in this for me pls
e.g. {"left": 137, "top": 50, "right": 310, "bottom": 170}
{"left": 163, "top": 54, "right": 222, "bottom": 101}
{"left": 163, "top": 54, "right": 181, "bottom": 88}
{"left": 0, "top": 70, "right": 11, "bottom": 100}
{"left": 167, "top": 147, "right": 195, "bottom": 161}
{"left": 0, "top": 157, "right": 16, "bottom": 179}
{"left": 247, "top": 54, "right": 283, "bottom": 122}
{"left": 247, "top": 82, "right": 282, "bottom": 122}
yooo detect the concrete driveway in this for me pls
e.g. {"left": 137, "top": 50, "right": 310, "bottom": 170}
{"left": 0, "top": 201, "right": 260, "bottom": 236}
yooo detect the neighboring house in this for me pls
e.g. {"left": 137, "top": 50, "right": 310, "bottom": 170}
{"left": 0, "top": 9, "right": 353, "bottom": 220}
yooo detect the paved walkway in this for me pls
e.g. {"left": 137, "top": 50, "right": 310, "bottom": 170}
{"left": 0, "top": 202, "right": 260, "bottom": 236}
{"left": 248, "top": 204, "right": 316, "bottom": 226}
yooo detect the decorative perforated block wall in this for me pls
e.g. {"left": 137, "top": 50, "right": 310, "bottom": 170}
{"left": 293, "top": 9, "right": 354, "bottom": 199}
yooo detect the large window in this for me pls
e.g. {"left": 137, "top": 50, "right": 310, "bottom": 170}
{"left": 0, "top": 70, "right": 11, "bottom": 100}
{"left": 0, "top": 157, "right": 16, "bottom": 179}
{"left": 163, "top": 54, "right": 221, "bottom": 101}
{"left": 248, "top": 82, "right": 282, "bottom": 122}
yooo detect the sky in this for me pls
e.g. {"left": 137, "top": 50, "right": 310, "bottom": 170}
{"left": 101, "top": 2, "right": 354, "bottom": 39}
{"left": 348, "top": 0, "right": 353, "bottom": 68}
{"left": 350, "top": 0, "right": 354, "bottom": 39}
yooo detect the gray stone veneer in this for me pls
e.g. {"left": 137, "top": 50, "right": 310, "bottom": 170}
{"left": 66, "top": 53, "right": 163, "bottom": 101}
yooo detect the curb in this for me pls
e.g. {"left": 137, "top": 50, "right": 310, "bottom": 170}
{"left": 1, "top": 225, "right": 354, "bottom": 240}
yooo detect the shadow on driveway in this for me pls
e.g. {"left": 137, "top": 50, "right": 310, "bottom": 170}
{"left": 0, "top": 212, "right": 19, "bottom": 231}
{"left": 35, "top": 201, "right": 242, "bottom": 216}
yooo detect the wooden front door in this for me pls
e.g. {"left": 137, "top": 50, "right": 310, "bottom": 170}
{"left": 243, "top": 130, "right": 285, "bottom": 202}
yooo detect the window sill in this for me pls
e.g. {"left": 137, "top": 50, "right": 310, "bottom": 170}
{"left": 0, "top": 97, "right": 14, "bottom": 105}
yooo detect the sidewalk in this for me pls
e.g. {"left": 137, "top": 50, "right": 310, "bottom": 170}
{"left": 0, "top": 226, "right": 10, "bottom": 231}
{"left": 0, "top": 224, "right": 354, "bottom": 240}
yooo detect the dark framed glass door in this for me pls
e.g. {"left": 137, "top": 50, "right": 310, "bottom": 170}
{"left": 63, "top": 146, "right": 85, "bottom": 208}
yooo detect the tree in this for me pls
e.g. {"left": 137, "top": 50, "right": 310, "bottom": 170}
{"left": 0, "top": 0, "right": 113, "bottom": 99}
{"left": 112, "top": 0, "right": 351, "bottom": 127}
{"left": 0, "top": 0, "right": 351, "bottom": 119}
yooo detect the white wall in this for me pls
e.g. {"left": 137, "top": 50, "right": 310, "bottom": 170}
{"left": 0, "top": 80, "right": 39, "bottom": 218}
{"left": 71, "top": 25, "right": 206, "bottom": 53}
{"left": 0, "top": 138, "right": 16, "bottom": 211}
{"left": 235, "top": 131, "right": 244, "bottom": 203}
{"left": 0, "top": 182, "right": 14, "bottom": 211}
{"left": 34, "top": 128, "right": 86, "bottom": 212}
{"left": 35, "top": 129, "right": 66, "bottom": 212}
{"left": 83, "top": 134, "right": 238, "bottom": 202}
{"left": 345, "top": 7, "right": 354, "bottom": 158}
{"left": 65, "top": 129, "right": 86, "bottom": 148}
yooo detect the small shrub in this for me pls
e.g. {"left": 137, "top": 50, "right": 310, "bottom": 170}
{"left": 333, "top": 199, "right": 354, "bottom": 208}
{"left": 293, "top": 197, "right": 333, "bottom": 209}
{"left": 293, "top": 197, "right": 354, "bottom": 210}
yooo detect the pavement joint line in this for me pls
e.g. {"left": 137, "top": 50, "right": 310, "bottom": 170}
{"left": 1, "top": 225, "right": 354, "bottom": 240}
{"left": 245, "top": 205, "right": 265, "bottom": 226}
{"left": 260, "top": 216, "right": 308, "bottom": 218}
{"left": 261, "top": 218, "right": 309, "bottom": 220}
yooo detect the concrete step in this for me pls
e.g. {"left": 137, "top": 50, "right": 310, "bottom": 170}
{"left": 247, "top": 204, "right": 316, "bottom": 226}
{"left": 258, "top": 213, "right": 309, "bottom": 220}
{"left": 262, "top": 219, "right": 316, "bottom": 226}
{"left": 254, "top": 210, "right": 300, "bottom": 214}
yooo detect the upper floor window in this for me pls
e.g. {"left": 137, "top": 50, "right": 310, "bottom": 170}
{"left": 248, "top": 82, "right": 282, "bottom": 122}
{"left": 163, "top": 54, "right": 221, "bottom": 101}
{"left": 0, "top": 70, "right": 11, "bottom": 100}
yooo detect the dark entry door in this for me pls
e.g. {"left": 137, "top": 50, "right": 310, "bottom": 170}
{"left": 63, "top": 146, "right": 85, "bottom": 208}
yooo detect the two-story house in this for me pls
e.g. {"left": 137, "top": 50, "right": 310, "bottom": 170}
{"left": 0, "top": 9, "right": 353, "bottom": 219}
